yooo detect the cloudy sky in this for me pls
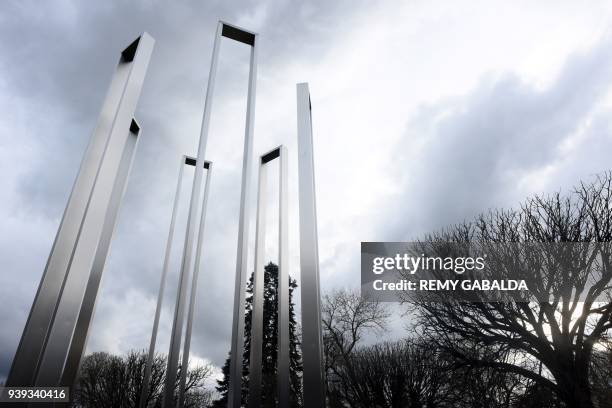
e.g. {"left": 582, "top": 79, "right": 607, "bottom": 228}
{"left": 3, "top": 0, "right": 612, "bottom": 383}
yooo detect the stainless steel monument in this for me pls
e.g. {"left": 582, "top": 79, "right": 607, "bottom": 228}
{"left": 8, "top": 21, "right": 326, "bottom": 408}
{"left": 296, "top": 82, "right": 326, "bottom": 408}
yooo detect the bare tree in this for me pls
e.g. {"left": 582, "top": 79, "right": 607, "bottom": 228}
{"left": 448, "top": 346, "right": 538, "bottom": 408}
{"left": 409, "top": 173, "right": 612, "bottom": 408}
{"left": 73, "top": 350, "right": 214, "bottom": 407}
{"left": 347, "top": 340, "right": 457, "bottom": 408}
{"left": 589, "top": 342, "right": 612, "bottom": 407}
{"left": 322, "top": 289, "right": 390, "bottom": 407}
{"left": 326, "top": 336, "right": 538, "bottom": 408}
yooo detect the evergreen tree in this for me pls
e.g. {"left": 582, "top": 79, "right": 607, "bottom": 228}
{"left": 213, "top": 262, "right": 302, "bottom": 407}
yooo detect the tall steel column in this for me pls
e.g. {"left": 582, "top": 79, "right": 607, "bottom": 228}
{"left": 6, "top": 34, "right": 154, "bottom": 388}
{"left": 139, "top": 156, "right": 210, "bottom": 408}
{"left": 161, "top": 21, "right": 220, "bottom": 406}
{"left": 178, "top": 158, "right": 213, "bottom": 408}
{"left": 60, "top": 120, "right": 142, "bottom": 389}
{"left": 35, "top": 37, "right": 154, "bottom": 387}
{"left": 162, "top": 157, "right": 212, "bottom": 408}
{"left": 140, "top": 157, "right": 184, "bottom": 408}
{"left": 160, "top": 21, "right": 258, "bottom": 408}
{"left": 218, "top": 21, "right": 258, "bottom": 408}
{"left": 296, "top": 83, "right": 326, "bottom": 407}
{"left": 277, "top": 144, "right": 290, "bottom": 408}
{"left": 247, "top": 146, "right": 289, "bottom": 408}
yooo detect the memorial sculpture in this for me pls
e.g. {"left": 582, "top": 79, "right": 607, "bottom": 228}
{"left": 8, "top": 22, "right": 325, "bottom": 408}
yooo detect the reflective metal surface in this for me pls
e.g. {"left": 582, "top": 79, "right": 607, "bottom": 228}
{"left": 178, "top": 161, "right": 213, "bottom": 407}
{"left": 247, "top": 146, "right": 289, "bottom": 408}
{"left": 35, "top": 84, "right": 149, "bottom": 386}
{"left": 139, "top": 156, "right": 185, "bottom": 408}
{"left": 162, "top": 21, "right": 258, "bottom": 408}
{"left": 61, "top": 120, "right": 141, "bottom": 389}
{"left": 224, "top": 22, "right": 258, "bottom": 408}
{"left": 162, "top": 157, "right": 212, "bottom": 408}
{"left": 296, "top": 83, "right": 326, "bottom": 407}
{"left": 161, "top": 20, "right": 222, "bottom": 406}
{"left": 277, "top": 145, "right": 290, "bottom": 407}
{"left": 247, "top": 150, "right": 270, "bottom": 408}
{"left": 6, "top": 34, "right": 154, "bottom": 388}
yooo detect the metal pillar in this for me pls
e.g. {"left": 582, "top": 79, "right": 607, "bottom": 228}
{"left": 6, "top": 34, "right": 154, "bottom": 388}
{"left": 297, "top": 83, "right": 326, "bottom": 407}
{"left": 139, "top": 156, "right": 211, "bottom": 408}
{"left": 178, "top": 158, "right": 212, "bottom": 407}
{"left": 247, "top": 146, "right": 289, "bottom": 408}
{"left": 225, "top": 21, "right": 258, "bottom": 408}
{"left": 162, "top": 21, "right": 257, "bottom": 408}
{"left": 60, "top": 120, "right": 141, "bottom": 388}
{"left": 140, "top": 158, "right": 185, "bottom": 408}
{"left": 277, "top": 146, "right": 290, "bottom": 408}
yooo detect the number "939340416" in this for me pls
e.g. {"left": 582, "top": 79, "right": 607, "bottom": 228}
{"left": 0, "top": 387, "right": 69, "bottom": 402}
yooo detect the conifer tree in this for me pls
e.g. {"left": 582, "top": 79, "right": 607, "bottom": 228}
{"left": 213, "top": 262, "right": 302, "bottom": 407}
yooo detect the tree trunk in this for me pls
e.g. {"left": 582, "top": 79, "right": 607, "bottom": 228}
{"left": 557, "top": 377, "right": 594, "bottom": 408}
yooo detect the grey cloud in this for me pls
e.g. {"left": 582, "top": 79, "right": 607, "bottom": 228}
{"left": 381, "top": 38, "right": 612, "bottom": 240}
